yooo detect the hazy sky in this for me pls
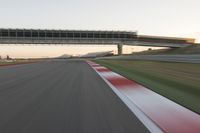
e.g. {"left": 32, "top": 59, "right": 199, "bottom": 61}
{"left": 0, "top": 0, "right": 200, "bottom": 57}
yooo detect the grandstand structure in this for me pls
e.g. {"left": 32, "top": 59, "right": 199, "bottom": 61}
{"left": 0, "top": 28, "right": 196, "bottom": 54}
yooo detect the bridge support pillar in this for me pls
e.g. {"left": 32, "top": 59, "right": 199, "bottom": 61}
{"left": 117, "top": 44, "right": 123, "bottom": 55}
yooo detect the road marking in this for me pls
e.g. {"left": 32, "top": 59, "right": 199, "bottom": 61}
{"left": 87, "top": 61, "right": 200, "bottom": 133}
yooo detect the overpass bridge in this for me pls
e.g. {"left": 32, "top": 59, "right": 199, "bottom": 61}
{"left": 0, "top": 29, "right": 195, "bottom": 54}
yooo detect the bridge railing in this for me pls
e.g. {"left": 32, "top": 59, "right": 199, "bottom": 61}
{"left": 0, "top": 29, "right": 137, "bottom": 40}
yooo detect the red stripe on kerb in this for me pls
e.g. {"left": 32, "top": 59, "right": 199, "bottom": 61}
{"left": 135, "top": 96, "right": 200, "bottom": 133}
{"left": 106, "top": 76, "right": 138, "bottom": 88}
{"left": 95, "top": 68, "right": 111, "bottom": 72}
{"left": 91, "top": 64, "right": 101, "bottom": 67}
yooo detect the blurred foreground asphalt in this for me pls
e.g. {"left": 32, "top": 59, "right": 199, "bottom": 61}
{"left": 0, "top": 60, "right": 149, "bottom": 133}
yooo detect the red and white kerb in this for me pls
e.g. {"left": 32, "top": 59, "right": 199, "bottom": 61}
{"left": 87, "top": 61, "right": 200, "bottom": 133}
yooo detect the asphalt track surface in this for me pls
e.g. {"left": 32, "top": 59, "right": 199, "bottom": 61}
{"left": 99, "top": 54, "right": 200, "bottom": 63}
{"left": 0, "top": 60, "right": 149, "bottom": 133}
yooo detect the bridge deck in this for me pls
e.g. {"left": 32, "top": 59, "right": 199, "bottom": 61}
{"left": 0, "top": 29, "right": 195, "bottom": 48}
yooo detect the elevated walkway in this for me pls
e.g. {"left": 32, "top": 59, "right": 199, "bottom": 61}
{"left": 0, "top": 29, "right": 196, "bottom": 54}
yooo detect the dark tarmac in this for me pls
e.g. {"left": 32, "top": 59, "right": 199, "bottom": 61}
{"left": 0, "top": 60, "right": 149, "bottom": 133}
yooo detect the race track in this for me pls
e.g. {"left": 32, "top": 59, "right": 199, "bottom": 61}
{"left": 0, "top": 60, "right": 149, "bottom": 133}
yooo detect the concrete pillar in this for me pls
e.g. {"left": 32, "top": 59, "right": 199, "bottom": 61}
{"left": 117, "top": 44, "right": 123, "bottom": 55}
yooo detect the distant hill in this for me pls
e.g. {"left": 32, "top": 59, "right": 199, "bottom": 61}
{"left": 133, "top": 44, "right": 200, "bottom": 55}
{"left": 81, "top": 51, "right": 114, "bottom": 58}
{"left": 55, "top": 54, "right": 72, "bottom": 59}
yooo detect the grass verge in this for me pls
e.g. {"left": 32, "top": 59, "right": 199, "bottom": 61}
{"left": 94, "top": 60, "right": 200, "bottom": 114}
